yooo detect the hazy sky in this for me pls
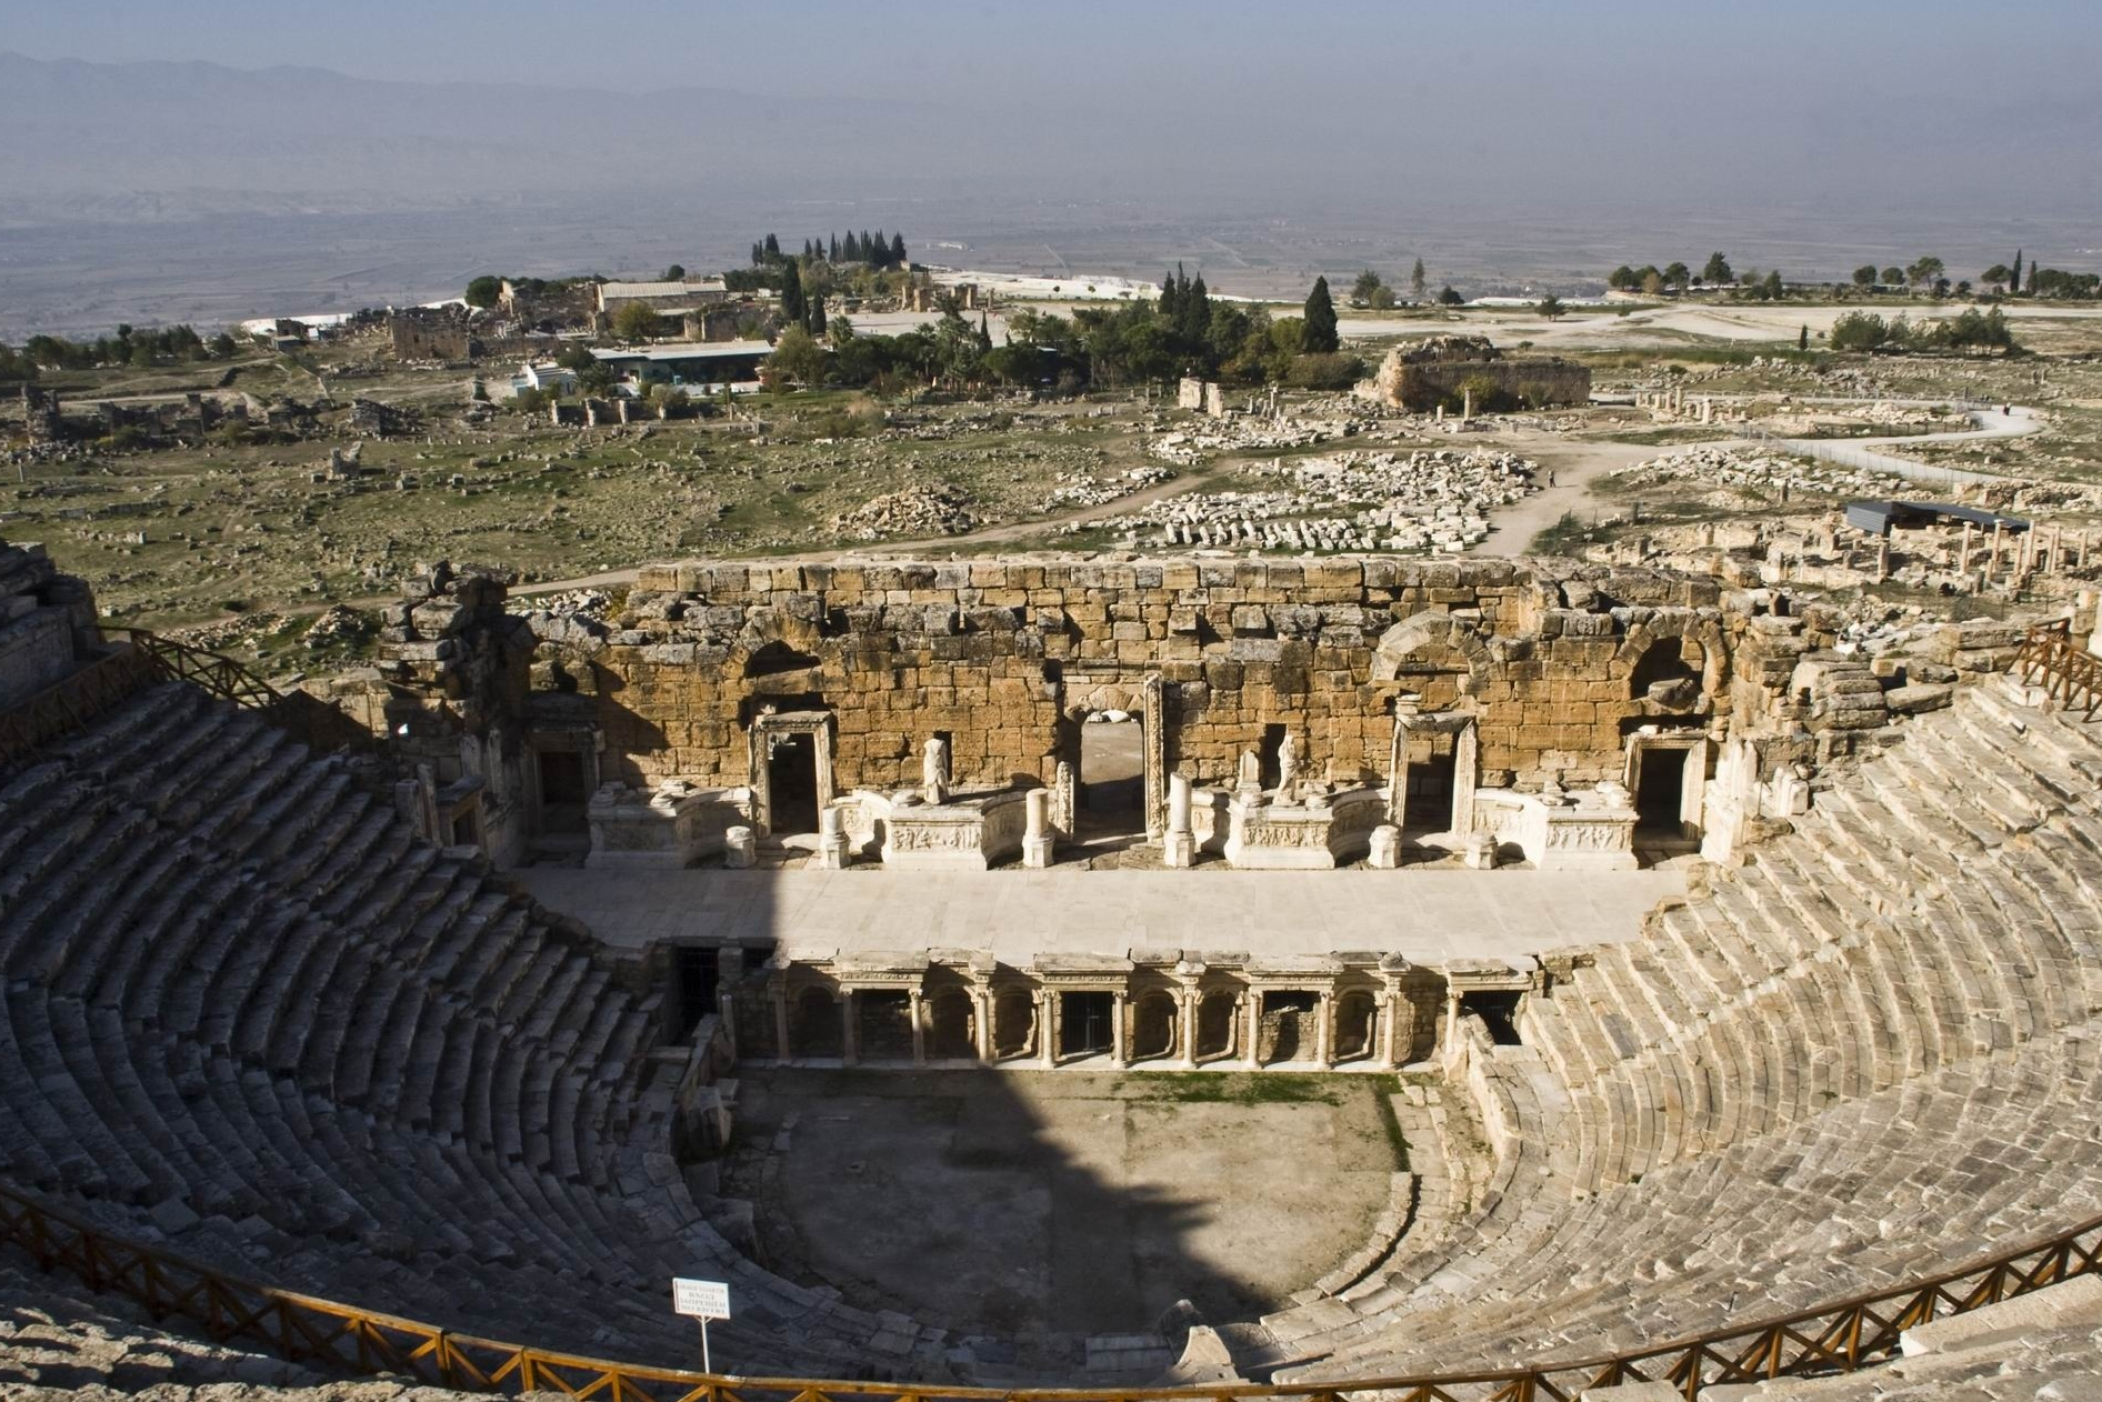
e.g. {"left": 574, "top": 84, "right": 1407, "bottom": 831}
{"left": 8, "top": 0, "right": 2097, "bottom": 108}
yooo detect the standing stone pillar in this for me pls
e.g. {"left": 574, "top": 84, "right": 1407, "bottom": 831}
{"left": 1039, "top": 990, "right": 1059, "bottom": 1069}
{"left": 1991, "top": 521, "right": 2005, "bottom": 576}
{"left": 1244, "top": 992, "right": 1264, "bottom": 1070}
{"left": 973, "top": 990, "right": 994, "bottom": 1062}
{"left": 909, "top": 991, "right": 927, "bottom": 1066}
{"left": 1960, "top": 521, "right": 1975, "bottom": 578}
{"left": 772, "top": 987, "right": 791, "bottom": 1063}
{"left": 1022, "top": 788, "right": 1054, "bottom": 869}
{"left": 1163, "top": 774, "right": 1196, "bottom": 869}
{"left": 817, "top": 804, "right": 849, "bottom": 870}
{"left": 840, "top": 991, "right": 859, "bottom": 1067}
{"left": 1314, "top": 992, "right": 1335, "bottom": 1069}
{"left": 1177, "top": 989, "right": 1200, "bottom": 1069}
{"left": 1374, "top": 988, "right": 1400, "bottom": 1070}
{"left": 1111, "top": 992, "right": 1130, "bottom": 1068}
{"left": 1462, "top": 387, "right": 1475, "bottom": 421}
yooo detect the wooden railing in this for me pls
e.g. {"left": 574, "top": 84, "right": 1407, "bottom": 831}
{"left": 2, "top": 1179, "right": 2097, "bottom": 1401}
{"left": 119, "top": 627, "right": 284, "bottom": 712}
{"left": 0, "top": 644, "right": 158, "bottom": 766}
{"left": 2018, "top": 618, "right": 2102, "bottom": 721}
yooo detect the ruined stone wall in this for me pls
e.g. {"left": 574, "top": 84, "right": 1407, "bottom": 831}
{"left": 529, "top": 557, "right": 1760, "bottom": 797}
{"left": 0, "top": 538, "right": 105, "bottom": 710}
{"left": 1396, "top": 359, "right": 1593, "bottom": 412}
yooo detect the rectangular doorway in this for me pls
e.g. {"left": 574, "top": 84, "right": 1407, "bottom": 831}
{"left": 1059, "top": 991, "right": 1114, "bottom": 1058}
{"left": 767, "top": 731, "right": 820, "bottom": 835}
{"left": 1634, "top": 745, "right": 1690, "bottom": 836}
{"left": 536, "top": 749, "right": 588, "bottom": 835}
{"left": 1078, "top": 719, "right": 1145, "bottom": 841}
{"left": 1403, "top": 739, "right": 1457, "bottom": 833}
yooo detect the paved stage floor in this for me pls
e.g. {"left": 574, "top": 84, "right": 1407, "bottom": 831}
{"left": 514, "top": 866, "right": 1687, "bottom": 964}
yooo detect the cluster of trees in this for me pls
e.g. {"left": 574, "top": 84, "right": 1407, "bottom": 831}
{"left": 1828, "top": 307, "right": 2017, "bottom": 355}
{"left": 762, "top": 274, "right": 1364, "bottom": 395}
{"left": 1982, "top": 251, "right": 2100, "bottom": 300}
{"left": 1348, "top": 261, "right": 1428, "bottom": 309}
{"left": 11, "top": 324, "right": 237, "bottom": 375}
{"left": 1605, "top": 254, "right": 1734, "bottom": 293}
{"left": 750, "top": 230, "right": 908, "bottom": 272}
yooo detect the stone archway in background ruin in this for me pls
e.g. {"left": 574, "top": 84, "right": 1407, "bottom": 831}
{"left": 1613, "top": 615, "right": 1729, "bottom": 715}
{"left": 1371, "top": 611, "right": 1491, "bottom": 706}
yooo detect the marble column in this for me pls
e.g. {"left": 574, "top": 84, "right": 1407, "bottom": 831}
{"left": 909, "top": 991, "right": 927, "bottom": 1066}
{"left": 1314, "top": 993, "right": 1335, "bottom": 1069}
{"left": 1040, "top": 990, "right": 1059, "bottom": 1069}
{"left": 1244, "top": 992, "right": 1264, "bottom": 1069}
{"left": 973, "top": 990, "right": 994, "bottom": 1062}
{"left": 771, "top": 988, "right": 790, "bottom": 1063}
{"left": 1111, "top": 992, "right": 1130, "bottom": 1068}
{"left": 1177, "top": 989, "right": 1200, "bottom": 1069}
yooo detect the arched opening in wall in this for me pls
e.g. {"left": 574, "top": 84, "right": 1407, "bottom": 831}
{"left": 766, "top": 731, "right": 820, "bottom": 835}
{"left": 1259, "top": 990, "right": 1318, "bottom": 1065}
{"left": 1132, "top": 992, "right": 1177, "bottom": 1061}
{"left": 1334, "top": 991, "right": 1378, "bottom": 1063}
{"left": 1078, "top": 715, "right": 1145, "bottom": 842}
{"left": 1402, "top": 730, "right": 1459, "bottom": 834}
{"left": 928, "top": 991, "right": 976, "bottom": 1060}
{"left": 1059, "top": 991, "right": 1115, "bottom": 1059}
{"left": 1460, "top": 989, "right": 1525, "bottom": 1046}
{"left": 1629, "top": 637, "right": 1704, "bottom": 706}
{"left": 993, "top": 991, "right": 1036, "bottom": 1059}
{"left": 744, "top": 641, "right": 822, "bottom": 679}
{"left": 1196, "top": 991, "right": 1238, "bottom": 1061}
{"left": 791, "top": 988, "right": 841, "bottom": 1058}
{"left": 858, "top": 991, "right": 913, "bottom": 1060}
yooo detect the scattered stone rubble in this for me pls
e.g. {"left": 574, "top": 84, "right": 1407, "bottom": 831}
{"left": 1084, "top": 448, "right": 1538, "bottom": 554}
{"left": 1041, "top": 464, "right": 1174, "bottom": 511}
{"left": 828, "top": 483, "right": 977, "bottom": 540}
{"left": 1608, "top": 446, "right": 1913, "bottom": 500}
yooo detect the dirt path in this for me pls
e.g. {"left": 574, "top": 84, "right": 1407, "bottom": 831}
{"left": 512, "top": 468, "right": 1215, "bottom": 595}
{"left": 1464, "top": 431, "right": 1664, "bottom": 557}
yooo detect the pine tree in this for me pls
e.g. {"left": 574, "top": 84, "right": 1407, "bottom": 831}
{"left": 891, "top": 232, "right": 907, "bottom": 268}
{"left": 829, "top": 233, "right": 839, "bottom": 262}
{"left": 1303, "top": 276, "right": 1339, "bottom": 354}
{"left": 873, "top": 230, "right": 888, "bottom": 268}
{"left": 802, "top": 239, "right": 813, "bottom": 260}
{"left": 977, "top": 311, "right": 992, "bottom": 353}
{"left": 1410, "top": 257, "right": 1427, "bottom": 300}
{"left": 781, "top": 261, "right": 806, "bottom": 325}
{"left": 808, "top": 294, "right": 826, "bottom": 338}
{"left": 1184, "top": 274, "right": 1212, "bottom": 347}
{"left": 1158, "top": 269, "right": 1181, "bottom": 325}
{"left": 764, "top": 233, "right": 780, "bottom": 261}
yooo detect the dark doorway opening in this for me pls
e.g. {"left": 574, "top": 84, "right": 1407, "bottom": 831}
{"left": 791, "top": 988, "right": 841, "bottom": 1058}
{"left": 1403, "top": 743, "right": 1457, "bottom": 832}
{"left": 928, "top": 993, "right": 976, "bottom": 1060}
{"left": 858, "top": 991, "right": 913, "bottom": 1060}
{"left": 1635, "top": 746, "right": 1689, "bottom": 834}
{"left": 767, "top": 731, "right": 820, "bottom": 835}
{"left": 1461, "top": 989, "right": 1525, "bottom": 1046}
{"left": 1258, "top": 723, "right": 1288, "bottom": 791}
{"left": 1197, "top": 992, "right": 1238, "bottom": 1061}
{"left": 1335, "top": 992, "right": 1378, "bottom": 1061}
{"left": 1078, "top": 719, "right": 1144, "bottom": 841}
{"left": 536, "top": 748, "right": 588, "bottom": 834}
{"left": 1260, "top": 990, "right": 1318, "bottom": 1064}
{"left": 672, "top": 945, "right": 718, "bottom": 1038}
{"left": 1060, "top": 991, "right": 1115, "bottom": 1058}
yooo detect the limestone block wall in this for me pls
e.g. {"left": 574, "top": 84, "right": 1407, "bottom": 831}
{"left": 0, "top": 538, "right": 104, "bottom": 710}
{"left": 515, "top": 557, "right": 1770, "bottom": 798}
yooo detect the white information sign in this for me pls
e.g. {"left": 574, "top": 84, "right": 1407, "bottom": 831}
{"left": 673, "top": 1278, "right": 731, "bottom": 1319}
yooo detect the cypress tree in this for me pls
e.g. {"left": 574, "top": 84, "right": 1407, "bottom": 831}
{"left": 809, "top": 294, "right": 827, "bottom": 338}
{"left": 764, "top": 233, "right": 780, "bottom": 261}
{"left": 1410, "top": 257, "right": 1427, "bottom": 299}
{"left": 829, "top": 233, "right": 839, "bottom": 262}
{"left": 1158, "top": 270, "right": 1181, "bottom": 325}
{"left": 891, "top": 232, "right": 907, "bottom": 268}
{"left": 802, "top": 239, "right": 813, "bottom": 260}
{"left": 751, "top": 241, "right": 764, "bottom": 267}
{"left": 1303, "top": 276, "right": 1339, "bottom": 353}
{"left": 781, "top": 261, "right": 806, "bottom": 324}
{"left": 2013, "top": 248, "right": 2023, "bottom": 295}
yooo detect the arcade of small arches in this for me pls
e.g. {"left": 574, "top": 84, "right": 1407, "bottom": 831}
{"left": 721, "top": 951, "right": 1500, "bottom": 1073}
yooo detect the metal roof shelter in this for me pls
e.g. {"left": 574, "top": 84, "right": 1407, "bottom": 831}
{"left": 1845, "top": 500, "right": 2030, "bottom": 537}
